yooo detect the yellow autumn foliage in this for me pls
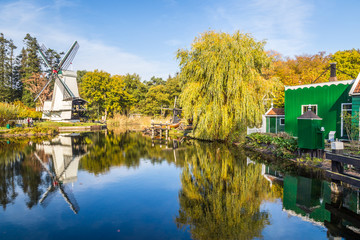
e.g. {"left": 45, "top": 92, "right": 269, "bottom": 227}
{"left": 177, "top": 31, "right": 281, "bottom": 140}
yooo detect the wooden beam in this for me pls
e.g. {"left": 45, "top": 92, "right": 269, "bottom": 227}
{"left": 326, "top": 152, "right": 360, "bottom": 167}
{"left": 325, "top": 170, "right": 360, "bottom": 188}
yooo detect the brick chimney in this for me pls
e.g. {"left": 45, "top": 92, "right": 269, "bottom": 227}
{"left": 329, "top": 62, "right": 337, "bottom": 82}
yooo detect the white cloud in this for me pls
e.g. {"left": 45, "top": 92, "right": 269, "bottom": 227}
{"left": 0, "top": 0, "right": 177, "bottom": 81}
{"left": 208, "top": 0, "right": 313, "bottom": 57}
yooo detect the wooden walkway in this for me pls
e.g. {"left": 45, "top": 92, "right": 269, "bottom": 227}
{"left": 325, "top": 152, "right": 360, "bottom": 189}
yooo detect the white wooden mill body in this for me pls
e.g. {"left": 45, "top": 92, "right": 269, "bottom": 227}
{"left": 42, "top": 70, "right": 80, "bottom": 121}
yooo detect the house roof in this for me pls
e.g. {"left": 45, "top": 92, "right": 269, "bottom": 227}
{"left": 297, "top": 110, "right": 322, "bottom": 120}
{"left": 285, "top": 79, "right": 354, "bottom": 91}
{"left": 265, "top": 108, "right": 284, "bottom": 116}
{"left": 348, "top": 72, "right": 360, "bottom": 96}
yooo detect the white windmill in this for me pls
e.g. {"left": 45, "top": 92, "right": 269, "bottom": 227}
{"left": 35, "top": 41, "right": 87, "bottom": 121}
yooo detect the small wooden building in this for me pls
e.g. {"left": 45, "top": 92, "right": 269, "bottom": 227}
{"left": 265, "top": 108, "right": 285, "bottom": 133}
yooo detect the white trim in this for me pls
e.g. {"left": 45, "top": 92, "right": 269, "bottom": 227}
{"left": 349, "top": 72, "right": 360, "bottom": 96}
{"left": 264, "top": 108, "right": 272, "bottom": 115}
{"left": 265, "top": 115, "right": 285, "bottom": 117}
{"left": 301, "top": 104, "right": 318, "bottom": 115}
{"left": 341, "top": 103, "right": 352, "bottom": 137}
{"left": 285, "top": 80, "right": 354, "bottom": 91}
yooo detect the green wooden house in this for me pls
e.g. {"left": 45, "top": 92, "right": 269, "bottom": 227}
{"left": 285, "top": 72, "right": 360, "bottom": 140}
{"left": 264, "top": 108, "right": 285, "bottom": 133}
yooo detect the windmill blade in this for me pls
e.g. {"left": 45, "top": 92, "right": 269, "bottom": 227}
{"left": 59, "top": 184, "right": 80, "bottom": 214}
{"left": 34, "top": 74, "right": 55, "bottom": 102}
{"left": 58, "top": 41, "right": 79, "bottom": 71}
{"left": 38, "top": 45, "right": 53, "bottom": 70}
{"left": 34, "top": 153, "right": 55, "bottom": 178}
{"left": 40, "top": 44, "right": 48, "bottom": 54}
{"left": 39, "top": 185, "right": 57, "bottom": 207}
{"left": 54, "top": 73, "right": 75, "bottom": 99}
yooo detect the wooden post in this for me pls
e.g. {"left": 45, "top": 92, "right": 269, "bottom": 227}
{"left": 151, "top": 120, "right": 154, "bottom": 139}
{"left": 166, "top": 124, "right": 169, "bottom": 141}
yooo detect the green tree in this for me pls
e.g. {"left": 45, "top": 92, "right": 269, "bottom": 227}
{"left": 0, "top": 34, "right": 19, "bottom": 102}
{"left": 139, "top": 84, "right": 170, "bottom": 115}
{"left": 144, "top": 76, "right": 166, "bottom": 88}
{"left": 331, "top": 49, "right": 360, "bottom": 80}
{"left": 177, "top": 31, "right": 279, "bottom": 140}
{"left": 0, "top": 33, "right": 10, "bottom": 101}
{"left": 20, "top": 34, "right": 42, "bottom": 107}
{"left": 165, "top": 74, "right": 181, "bottom": 107}
{"left": 123, "top": 73, "right": 147, "bottom": 114}
{"left": 80, "top": 70, "right": 132, "bottom": 120}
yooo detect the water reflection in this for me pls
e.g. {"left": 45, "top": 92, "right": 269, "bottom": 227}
{"left": 0, "top": 132, "right": 360, "bottom": 239}
{"left": 0, "top": 138, "right": 47, "bottom": 209}
{"left": 35, "top": 133, "right": 87, "bottom": 214}
{"left": 80, "top": 131, "right": 186, "bottom": 174}
{"left": 175, "top": 142, "right": 280, "bottom": 240}
{"left": 282, "top": 175, "right": 360, "bottom": 239}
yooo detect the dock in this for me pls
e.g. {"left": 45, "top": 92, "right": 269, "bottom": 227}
{"left": 58, "top": 125, "right": 107, "bottom": 132}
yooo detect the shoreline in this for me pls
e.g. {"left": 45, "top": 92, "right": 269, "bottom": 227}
{"left": 0, "top": 123, "right": 107, "bottom": 138}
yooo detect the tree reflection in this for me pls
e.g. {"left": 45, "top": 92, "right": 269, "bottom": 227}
{"left": 80, "top": 131, "right": 186, "bottom": 174}
{"left": 176, "top": 142, "right": 278, "bottom": 240}
{"left": 0, "top": 139, "right": 50, "bottom": 209}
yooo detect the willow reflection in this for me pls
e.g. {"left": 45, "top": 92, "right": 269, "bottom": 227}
{"left": 176, "top": 142, "right": 281, "bottom": 240}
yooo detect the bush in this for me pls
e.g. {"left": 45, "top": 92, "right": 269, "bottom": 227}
{"left": 0, "top": 101, "right": 42, "bottom": 127}
{"left": 246, "top": 132, "right": 297, "bottom": 158}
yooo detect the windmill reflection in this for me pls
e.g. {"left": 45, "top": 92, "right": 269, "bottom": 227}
{"left": 35, "top": 133, "right": 87, "bottom": 214}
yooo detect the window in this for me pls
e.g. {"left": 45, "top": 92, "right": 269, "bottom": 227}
{"left": 280, "top": 118, "right": 285, "bottom": 125}
{"left": 341, "top": 103, "right": 352, "bottom": 137}
{"left": 301, "top": 105, "right": 318, "bottom": 115}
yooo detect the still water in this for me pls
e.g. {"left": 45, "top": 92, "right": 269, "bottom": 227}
{"left": 0, "top": 131, "right": 359, "bottom": 239}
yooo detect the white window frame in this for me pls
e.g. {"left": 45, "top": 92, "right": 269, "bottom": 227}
{"left": 279, "top": 118, "right": 285, "bottom": 125}
{"left": 341, "top": 103, "right": 352, "bottom": 137}
{"left": 301, "top": 104, "right": 318, "bottom": 115}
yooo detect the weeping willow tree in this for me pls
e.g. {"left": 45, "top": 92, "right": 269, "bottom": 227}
{"left": 177, "top": 31, "right": 281, "bottom": 140}
{"left": 176, "top": 142, "right": 281, "bottom": 239}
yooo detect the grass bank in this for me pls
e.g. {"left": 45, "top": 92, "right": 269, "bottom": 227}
{"left": 0, "top": 121, "right": 106, "bottom": 137}
{"left": 243, "top": 132, "right": 332, "bottom": 170}
{"left": 242, "top": 132, "right": 298, "bottom": 159}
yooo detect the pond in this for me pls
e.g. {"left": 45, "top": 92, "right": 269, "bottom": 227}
{"left": 0, "top": 131, "right": 359, "bottom": 239}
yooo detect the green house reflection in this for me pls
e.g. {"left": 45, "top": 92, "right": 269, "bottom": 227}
{"left": 283, "top": 175, "right": 360, "bottom": 239}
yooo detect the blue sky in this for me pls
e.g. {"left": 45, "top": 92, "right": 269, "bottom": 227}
{"left": 0, "top": 0, "right": 359, "bottom": 81}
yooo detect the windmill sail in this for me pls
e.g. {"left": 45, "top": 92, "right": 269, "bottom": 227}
{"left": 58, "top": 41, "right": 79, "bottom": 71}
{"left": 34, "top": 73, "right": 55, "bottom": 102}
{"left": 59, "top": 185, "right": 80, "bottom": 214}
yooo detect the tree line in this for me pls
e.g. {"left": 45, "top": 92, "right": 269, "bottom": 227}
{"left": 0, "top": 32, "right": 181, "bottom": 119}
{"left": 2, "top": 31, "right": 360, "bottom": 140}
{"left": 79, "top": 71, "right": 181, "bottom": 119}
{"left": 0, "top": 33, "right": 63, "bottom": 106}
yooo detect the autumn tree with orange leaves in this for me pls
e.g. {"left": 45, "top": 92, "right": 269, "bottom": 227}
{"left": 23, "top": 73, "right": 52, "bottom": 105}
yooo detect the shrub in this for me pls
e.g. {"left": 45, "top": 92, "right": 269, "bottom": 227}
{"left": 246, "top": 132, "right": 297, "bottom": 158}
{"left": 0, "top": 101, "right": 42, "bottom": 126}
